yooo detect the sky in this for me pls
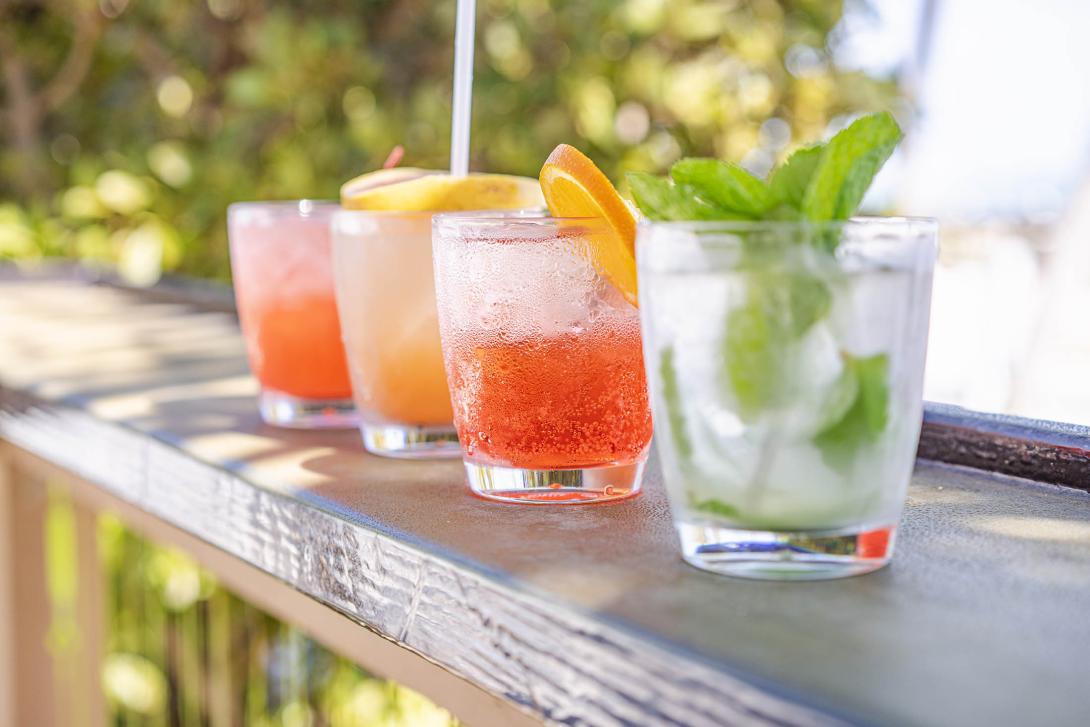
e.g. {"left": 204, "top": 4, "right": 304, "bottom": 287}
{"left": 837, "top": 0, "right": 1090, "bottom": 221}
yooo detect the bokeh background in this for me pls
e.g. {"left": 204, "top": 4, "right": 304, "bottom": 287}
{"left": 6, "top": 0, "right": 1090, "bottom": 724}
{"left": 0, "top": 0, "right": 898, "bottom": 281}
{"left": 8, "top": 0, "right": 1090, "bottom": 427}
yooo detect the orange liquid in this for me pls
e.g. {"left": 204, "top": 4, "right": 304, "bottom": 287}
{"left": 245, "top": 293, "right": 352, "bottom": 400}
{"left": 332, "top": 215, "right": 454, "bottom": 425}
{"left": 447, "top": 326, "right": 653, "bottom": 469}
{"left": 344, "top": 320, "right": 453, "bottom": 424}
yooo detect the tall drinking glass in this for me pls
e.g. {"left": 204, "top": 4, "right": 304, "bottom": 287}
{"left": 432, "top": 214, "right": 653, "bottom": 504}
{"left": 228, "top": 201, "right": 355, "bottom": 428}
{"left": 637, "top": 218, "right": 937, "bottom": 579}
{"left": 331, "top": 211, "right": 460, "bottom": 458}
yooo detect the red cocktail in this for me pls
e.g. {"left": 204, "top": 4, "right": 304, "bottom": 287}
{"left": 228, "top": 201, "right": 355, "bottom": 428}
{"left": 432, "top": 215, "right": 652, "bottom": 503}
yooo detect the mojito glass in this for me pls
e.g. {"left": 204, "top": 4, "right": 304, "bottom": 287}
{"left": 331, "top": 211, "right": 460, "bottom": 458}
{"left": 228, "top": 201, "right": 355, "bottom": 428}
{"left": 638, "top": 218, "right": 937, "bottom": 579}
{"left": 433, "top": 214, "right": 653, "bottom": 504}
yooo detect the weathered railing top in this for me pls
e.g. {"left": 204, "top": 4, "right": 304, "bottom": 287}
{"left": 2, "top": 268, "right": 1089, "bottom": 726}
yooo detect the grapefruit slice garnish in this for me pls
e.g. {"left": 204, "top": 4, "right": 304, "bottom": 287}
{"left": 341, "top": 170, "right": 543, "bottom": 212}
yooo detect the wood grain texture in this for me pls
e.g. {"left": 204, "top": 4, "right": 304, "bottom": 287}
{"left": 5, "top": 446, "right": 540, "bottom": 727}
{"left": 0, "top": 395, "right": 832, "bottom": 727}
{"left": 919, "top": 403, "right": 1090, "bottom": 492}
{"left": 2, "top": 277, "right": 1090, "bottom": 726}
{"left": 0, "top": 458, "right": 58, "bottom": 726}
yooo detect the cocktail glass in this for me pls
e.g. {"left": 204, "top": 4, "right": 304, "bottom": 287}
{"left": 432, "top": 214, "right": 653, "bottom": 503}
{"left": 227, "top": 201, "right": 355, "bottom": 428}
{"left": 638, "top": 218, "right": 936, "bottom": 579}
{"left": 331, "top": 210, "right": 461, "bottom": 458}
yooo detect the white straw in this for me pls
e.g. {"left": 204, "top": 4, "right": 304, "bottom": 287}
{"left": 449, "top": 0, "right": 477, "bottom": 177}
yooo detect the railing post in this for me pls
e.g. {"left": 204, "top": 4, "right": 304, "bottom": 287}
{"left": 73, "top": 494, "right": 107, "bottom": 727}
{"left": 0, "top": 448, "right": 58, "bottom": 726}
{"left": 0, "top": 449, "right": 16, "bottom": 727}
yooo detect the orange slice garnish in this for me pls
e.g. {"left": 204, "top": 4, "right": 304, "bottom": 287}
{"left": 539, "top": 144, "right": 639, "bottom": 307}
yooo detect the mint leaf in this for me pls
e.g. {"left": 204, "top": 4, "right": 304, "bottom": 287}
{"left": 769, "top": 144, "right": 824, "bottom": 209}
{"left": 813, "top": 360, "right": 861, "bottom": 433}
{"left": 691, "top": 498, "right": 740, "bottom": 519}
{"left": 724, "top": 297, "right": 784, "bottom": 416}
{"left": 659, "top": 347, "right": 693, "bottom": 458}
{"left": 801, "top": 112, "right": 901, "bottom": 224}
{"left": 723, "top": 274, "right": 831, "bottom": 417}
{"left": 626, "top": 172, "right": 738, "bottom": 221}
{"left": 670, "top": 159, "right": 772, "bottom": 218}
{"left": 782, "top": 274, "right": 832, "bottom": 335}
{"left": 814, "top": 353, "right": 890, "bottom": 464}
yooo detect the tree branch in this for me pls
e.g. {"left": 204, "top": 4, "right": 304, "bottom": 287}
{"left": 38, "top": 0, "right": 104, "bottom": 112}
{"left": 0, "top": 22, "right": 45, "bottom": 195}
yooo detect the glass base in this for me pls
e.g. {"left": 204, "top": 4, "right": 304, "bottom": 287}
{"left": 258, "top": 389, "right": 357, "bottom": 429}
{"left": 464, "top": 459, "right": 645, "bottom": 505}
{"left": 677, "top": 521, "right": 895, "bottom": 581}
{"left": 361, "top": 423, "right": 462, "bottom": 460}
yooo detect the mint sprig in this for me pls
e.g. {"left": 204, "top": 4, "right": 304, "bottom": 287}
{"left": 801, "top": 112, "right": 901, "bottom": 223}
{"left": 669, "top": 159, "right": 773, "bottom": 218}
{"left": 814, "top": 353, "right": 891, "bottom": 462}
{"left": 630, "top": 112, "right": 903, "bottom": 472}
{"left": 723, "top": 273, "right": 832, "bottom": 417}
{"left": 628, "top": 172, "right": 748, "bottom": 221}
{"left": 769, "top": 144, "right": 823, "bottom": 209}
{"left": 658, "top": 346, "right": 693, "bottom": 458}
{"left": 625, "top": 110, "right": 900, "bottom": 227}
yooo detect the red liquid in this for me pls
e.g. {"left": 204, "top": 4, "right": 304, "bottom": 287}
{"left": 229, "top": 206, "right": 352, "bottom": 402}
{"left": 242, "top": 293, "right": 352, "bottom": 400}
{"left": 446, "top": 325, "right": 653, "bottom": 469}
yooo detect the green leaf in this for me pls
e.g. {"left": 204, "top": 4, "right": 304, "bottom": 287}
{"left": 801, "top": 112, "right": 901, "bottom": 223}
{"left": 659, "top": 347, "right": 693, "bottom": 458}
{"left": 769, "top": 144, "right": 824, "bottom": 209}
{"left": 724, "top": 293, "right": 783, "bottom": 416}
{"left": 814, "top": 353, "right": 890, "bottom": 464}
{"left": 722, "top": 274, "right": 830, "bottom": 417}
{"left": 782, "top": 274, "right": 832, "bottom": 336}
{"left": 813, "top": 361, "right": 861, "bottom": 433}
{"left": 626, "top": 172, "right": 737, "bottom": 221}
{"left": 669, "top": 158, "right": 773, "bottom": 217}
{"left": 691, "top": 498, "right": 740, "bottom": 519}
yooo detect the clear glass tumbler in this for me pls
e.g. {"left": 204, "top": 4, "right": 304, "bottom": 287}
{"left": 227, "top": 201, "right": 355, "bottom": 428}
{"left": 331, "top": 210, "right": 461, "bottom": 458}
{"left": 637, "top": 218, "right": 937, "bottom": 579}
{"left": 432, "top": 214, "right": 653, "bottom": 504}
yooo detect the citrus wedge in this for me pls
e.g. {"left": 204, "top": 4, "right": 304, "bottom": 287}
{"left": 340, "top": 167, "right": 439, "bottom": 200}
{"left": 538, "top": 144, "right": 638, "bottom": 306}
{"left": 341, "top": 171, "right": 543, "bottom": 212}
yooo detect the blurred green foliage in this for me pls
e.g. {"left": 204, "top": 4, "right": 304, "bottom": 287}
{"left": 0, "top": 0, "right": 899, "bottom": 282}
{"left": 45, "top": 489, "right": 458, "bottom": 726}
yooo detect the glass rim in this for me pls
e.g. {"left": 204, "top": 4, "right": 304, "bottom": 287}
{"left": 637, "top": 215, "right": 937, "bottom": 234}
{"left": 336, "top": 206, "right": 546, "bottom": 222}
{"left": 432, "top": 211, "right": 611, "bottom": 229}
{"left": 228, "top": 200, "right": 338, "bottom": 221}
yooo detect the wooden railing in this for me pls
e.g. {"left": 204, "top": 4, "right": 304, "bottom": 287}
{"left": 2, "top": 267, "right": 1089, "bottom": 726}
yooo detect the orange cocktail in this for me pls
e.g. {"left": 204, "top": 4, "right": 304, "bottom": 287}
{"left": 432, "top": 214, "right": 653, "bottom": 503}
{"left": 228, "top": 201, "right": 354, "bottom": 428}
{"left": 332, "top": 168, "right": 545, "bottom": 458}
{"left": 331, "top": 211, "right": 460, "bottom": 458}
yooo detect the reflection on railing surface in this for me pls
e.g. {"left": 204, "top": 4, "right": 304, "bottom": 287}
{"left": 44, "top": 489, "right": 459, "bottom": 727}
